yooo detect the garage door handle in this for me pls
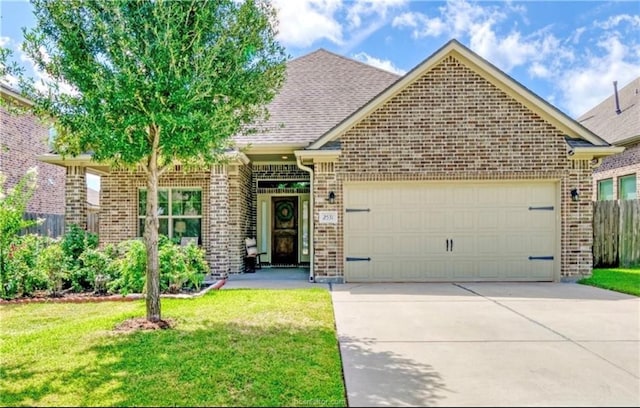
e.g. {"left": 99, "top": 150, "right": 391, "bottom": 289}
{"left": 451, "top": 239, "right": 454, "bottom": 251}
{"left": 346, "top": 257, "right": 371, "bottom": 262}
{"left": 446, "top": 239, "right": 449, "bottom": 251}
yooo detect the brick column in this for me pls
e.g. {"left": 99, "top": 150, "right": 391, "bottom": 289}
{"left": 208, "top": 165, "right": 230, "bottom": 278}
{"left": 65, "top": 165, "right": 87, "bottom": 230}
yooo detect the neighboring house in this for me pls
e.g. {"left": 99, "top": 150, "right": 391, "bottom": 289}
{"left": 1, "top": 84, "right": 66, "bottom": 234}
{"left": 87, "top": 186, "right": 100, "bottom": 234}
{"left": 39, "top": 40, "right": 622, "bottom": 282}
{"left": 577, "top": 77, "right": 639, "bottom": 201}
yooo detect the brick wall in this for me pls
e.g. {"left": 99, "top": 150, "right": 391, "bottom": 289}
{"left": 99, "top": 166, "right": 222, "bottom": 273}
{"left": 0, "top": 105, "right": 65, "bottom": 215}
{"left": 208, "top": 165, "right": 230, "bottom": 277}
{"left": 592, "top": 142, "right": 640, "bottom": 200}
{"left": 228, "top": 163, "right": 253, "bottom": 274}
{"left": 312, "top": 55, "right": 594, "bottom": 280}
{"left": 65, "top": 166, "right": 87, "bottom": 230}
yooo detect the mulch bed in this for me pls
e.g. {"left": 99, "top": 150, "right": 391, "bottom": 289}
{"left": 0, "top": 279, "right": 226, "bottom": 305}
{"left": 114, "top": 317, "right": 175, "bottom": 332}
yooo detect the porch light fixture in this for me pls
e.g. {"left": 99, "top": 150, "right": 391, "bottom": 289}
{"left": 571, "top": 188, "right": 579, "bottom": 202}
{"left": 328, "top": 191, "right": 336, "bottom": 204}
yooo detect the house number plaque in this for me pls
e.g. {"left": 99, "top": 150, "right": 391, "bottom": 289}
{"left": 319, "top": 211, "right": 338, "bottom": 224}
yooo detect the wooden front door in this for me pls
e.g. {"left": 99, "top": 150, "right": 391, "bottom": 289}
{"left": 272, "top": 196, "right": 298, "bottom": 264}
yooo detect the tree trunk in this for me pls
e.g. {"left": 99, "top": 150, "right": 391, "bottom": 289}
{"left": 144, "top": 125, "right": 161, "bottom": 322}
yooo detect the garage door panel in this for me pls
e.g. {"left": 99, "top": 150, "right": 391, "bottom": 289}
{"left": 400, "top": 210, "right": 423, "bottom": 231}
{"left": 372, "top": 260, "right": 395, "bottom": 280}
{"left": 371, "top": 210, "right": 394, "bottom": 231}
{"left": 451, "top": 210, "right": 475, "bottom": 232}
{"left": 423, "top": 210, "right": 448, "bottom": 231}
{"left": 477, "top": 211, "right": 501, "bottom": 230}
{"left": 345, "top": 181, "right": 557, "bottom": 282}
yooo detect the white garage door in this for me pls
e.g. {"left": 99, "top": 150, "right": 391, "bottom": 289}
{"left": 344, "top": 181, "right": 558, "bottom": 282}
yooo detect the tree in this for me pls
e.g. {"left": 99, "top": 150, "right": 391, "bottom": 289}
{"left": 19, "top": 0, "right": 287, "bottom": 322}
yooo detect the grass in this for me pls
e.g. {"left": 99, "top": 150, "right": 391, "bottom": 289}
{"left": 0, "top": 289, "right": 347, "bottom": 407}
{"left": 578, "top": 267, "right": 640, "bottom": 296}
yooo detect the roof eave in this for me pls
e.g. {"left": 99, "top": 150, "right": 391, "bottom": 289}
{"left": 569, "top": 146, "right": 625, "bottom": 160}
{"left": 294, "top": 149, "right": 341, "bottom": 164}
{"left": 618, "top": 134, "right": 640, "bottom": 147}
{"left": 240, "top": 143, "right": 309, "bottom": 155}
{"left": 37, "top": 153, "right": 111, "bottom": 175}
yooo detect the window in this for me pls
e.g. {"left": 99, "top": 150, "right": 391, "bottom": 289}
{"left": 139, "top": 188, "right": 202, "bottom": 243}
{"left": 597, "top": 179, "right": 614, "bottom": 201}
{"left": 619, "top": 174, "right": 637, "bottom": 200}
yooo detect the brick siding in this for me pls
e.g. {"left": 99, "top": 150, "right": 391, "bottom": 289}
{"left": 228, "top": 163, "right": 253, "bottom": 274}
{"left": 1, "top": 105, "right": 65, "bottom": 215}
{"left": 65, "top": 166, "right": 87, "bottom": 230}
{"left": 592, "top": 142, "right": 640, "bottom": 200}
{"left": 312, "top": 55, "right": 595, "bottom": 280}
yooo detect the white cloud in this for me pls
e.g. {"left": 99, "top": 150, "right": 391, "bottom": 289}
{"left": 0, "top": 36, "right": 11, "bottom": 48}
{"left": 353, "top": 51, "right": 406, "bottom": 75}
{"left": 392, "top": 12, "right": 447, "bottom": 38}
{"left": 596, "top": 14, "right": 640, "bottom": 30}
{"left": 347, "top": 0, "right": 406, "bottom": 28}
{"left": 274, "top": 0, "right": 408, "bottom": 51}
{"left": 558, "top": 35, "right": 640, "bottom": 117}
{"left": 273, "top": 0, "right": 344, "bottom": 48}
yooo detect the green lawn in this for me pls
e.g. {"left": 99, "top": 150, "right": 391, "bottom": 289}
{"left": 0, "top": 289, "right": 346, "bottom": 407}
{"left": 578, "top": 267, "right": 640, "bottom": 296}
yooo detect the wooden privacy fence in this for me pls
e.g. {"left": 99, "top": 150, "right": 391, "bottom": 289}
{"left": 20, "top": 212, "right": 100, "bottom": 238}
{"left": 22, "top": 213, "right": 65, "bottom": 238}
{"left": 593, "top": 200, "right": 640, "bottom": 267}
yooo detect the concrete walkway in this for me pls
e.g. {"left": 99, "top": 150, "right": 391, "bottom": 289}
{"left": 221, "top": 268, "right": 327, "bottom": 290}
{"left": 332, "top": 282, "right": 640, "bottom": 407}
{"left": 219, "top": 274, "right": 639, "bottom": 406}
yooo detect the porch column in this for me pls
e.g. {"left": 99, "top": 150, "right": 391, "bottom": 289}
{"left": 208, "top": 165, "right": 230, "bottom": 278}
{"left": 65, "top": 165, "right": 87, "bottom": 230}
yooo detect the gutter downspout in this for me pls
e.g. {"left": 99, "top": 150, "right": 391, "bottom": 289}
{"left": 296, "top": 155, "right": 315, "bottom": 282}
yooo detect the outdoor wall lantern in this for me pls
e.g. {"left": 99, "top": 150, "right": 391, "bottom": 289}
{"left": 571, "top": 188, "right": 580, "bottom": 202}
{"left": 328, "top": 191, "right": 336, "bottom": 204}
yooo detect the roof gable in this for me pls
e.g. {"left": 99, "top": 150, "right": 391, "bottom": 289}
{"left": 577, "top": 76, "right": 640, "bottom": 146}
{"left": 308, "top": 39, "right": 609, "bottom": 150}
{"left": 234, "top": 48, "right": 399, "bottom": 149}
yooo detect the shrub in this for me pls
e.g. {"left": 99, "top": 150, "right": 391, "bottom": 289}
{"left": 78, "top": 245, "right": 117, "bottom": 294}
{"left": 0, "top": 169, "right": 40, "bottom": 299}
{"left": 2, "top": 234, "right": 50, "bottom": 299}
{"left": 107, "top": 239, "right": 147, "bottom": 295}
{"left": 36, "top": 243, "right": 68, "bottom": 296}
{"left": 62, "top": 224, "right": 99, "bottom": 291}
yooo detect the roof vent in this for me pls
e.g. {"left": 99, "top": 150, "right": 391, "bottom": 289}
{"left": 613, "top": 81, "right": 622, "bottom": 115}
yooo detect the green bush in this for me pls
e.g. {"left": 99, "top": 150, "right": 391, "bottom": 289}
{"left": 78, "top": 245, "right": 118, "bottom": 294}
{"left": 107, "top": 239, "right": 147, "bottom": 295}
{"left": 36, "top": 243, "right": 68, "bottom": 297}
{"left": 62, "top": 224, "right": 99, "bottom": 292}
{"left": 0, "top": 233, "right": 209, "bottom": 299}
{"left": 1, "top": 234, "right": 50, "bottom": 299}
{"left": 0, "top": 169, "right": 40, "bottom": 299}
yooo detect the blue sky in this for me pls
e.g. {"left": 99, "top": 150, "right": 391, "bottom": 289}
{"left": 2, "top": 0, "right": 639, "bottom": 117}
{"left": 2, "top": 0, "right": 639, "bottom": 189}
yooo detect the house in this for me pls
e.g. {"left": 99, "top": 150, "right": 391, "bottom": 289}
{"left": 1, "top": 84, "right": 66, "bottom": 234}
{"left": 577, "top": 77, "right": 639, "bottom": 201}
{"left": 38, "top": 40, "right": 623, "bottom": 282}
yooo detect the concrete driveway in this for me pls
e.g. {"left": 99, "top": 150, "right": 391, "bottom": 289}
{"left": 331, "top": 282, "right": 640, "bottom": 407}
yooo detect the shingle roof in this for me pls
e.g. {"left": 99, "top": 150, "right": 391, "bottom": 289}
{"left": 234, "top": 49, "right": 400, "bottom": 147}
{"left": 577, "top": 77, "right": 640, "bottom": 145}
